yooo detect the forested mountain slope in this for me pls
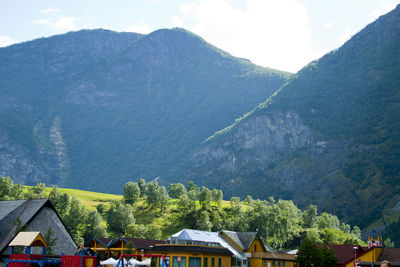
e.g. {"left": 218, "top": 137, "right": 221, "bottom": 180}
{"left": 189, "top": 4, "right": 400, "bottom": 238}
{"left": 0, "top": 28, "right": 290, "bottom": 191}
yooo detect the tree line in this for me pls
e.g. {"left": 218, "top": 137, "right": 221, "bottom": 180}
{"left": 0, "top": 176, "right": 370, "bottom": 249}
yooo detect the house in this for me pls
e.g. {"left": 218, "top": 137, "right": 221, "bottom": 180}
{"left": 0, "top": 199, "right": 76, "bottom": 265}
{"left": 150, "top": 244, "right": 233, "bottom": 267}
{"left": 85, "top": 236, "right": 166, "bottom": 259}
{"left": 327, "top": 242, "right": 382, "bottom": 267}
{"left": 166, "top": 229, "right": 296, "bottom": 267}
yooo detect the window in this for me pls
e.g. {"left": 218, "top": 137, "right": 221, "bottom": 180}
{"left": 173, "top": 256, "right": 187, "bottom": 267}
{"left": 218, "top": 258, "right": 221, "bottom": 267}
{"left": 272, "top": 261, "right": 276, "bottom": 266}
{"left": 189, "top": 257, "right": 202, "bottom": 267}
{"left": 282, "top": 262, "right": 285, "bottom": 267}
{"left": 212, "top": 258, "right": 215, "bottom": 267}
{"left": 204, "top": 258, "right": 208, "bottom": 267}
{"left": 254, "top": 245, "right": 257, "bottom": 252}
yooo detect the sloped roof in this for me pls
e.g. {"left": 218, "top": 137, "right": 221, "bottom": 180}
{"left": 168, "top": 229, "right": 221, "bottom": 245}
{"left": 378, "top": 248, "right": 400, "bottom": 262}
{"left": 221, "top": 230, "right": 275, "bottom": 252}
{"left": 0, "top": 199, "right": 60, "bottom": 254}
{"left": 168, "top": 229, "right": 246, "bottom": 260}
{"left": 117, "top": 237, "right": 166, "bottom": 250}
{"left": 326, "top": 245, "right": 371, "bottom": 265}
{"left": 85, "top": 237, "right": 114, "bottom": 248}
{"left": 9, "top": 231, "right": 47, "bottom": 248}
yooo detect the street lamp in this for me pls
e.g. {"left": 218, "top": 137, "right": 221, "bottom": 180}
{"left": 353, "top": 247, "right": 358, "bottom": 267}
{"left": 371, "top": 241, "right": 375, "bottom": 267}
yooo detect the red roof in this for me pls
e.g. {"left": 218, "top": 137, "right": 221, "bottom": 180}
{"left": 326, "top": 245, "right": 371, "bottom": 266}
{"left": 378, "top": 248, "right": 400, "bottom": 262}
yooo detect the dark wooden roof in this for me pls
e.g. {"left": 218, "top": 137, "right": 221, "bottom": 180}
{"left": 150, "top": 244, "right": 232, "bottom": 255}
{"left": 378, "top": 248, "right": 400, "bottom": 262}
{"left": 122, "top": 237, "right": 166, "bottom": 250}
{"left": 326, "top": 245, "right": 371, "bottom": 266}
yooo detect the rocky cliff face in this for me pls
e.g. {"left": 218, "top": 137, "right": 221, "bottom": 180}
{"left": 0, "top": 134, "right": 51, "bottom": 184}
{"left": 191, "top": 111, "right": 314, "bottom": 176}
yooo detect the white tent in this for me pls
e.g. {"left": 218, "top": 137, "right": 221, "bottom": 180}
{"left": 100, "top": 257, "right": 118, "bottom": 266}
{"left": 139, "top": 259, "right": 151, "bottom": 266}
{"left": 128, "top": 258, "right": 141, "bottom": 267}
{"left": 128, "top": 258, "right": 151, "bottom": 267}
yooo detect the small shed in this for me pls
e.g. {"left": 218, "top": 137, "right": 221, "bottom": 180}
{"left": 9, "top": 231, "right": 47, "bottom": 255}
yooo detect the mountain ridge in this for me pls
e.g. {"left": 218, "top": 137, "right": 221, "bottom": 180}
{"left": 187, "top": 4, "right": 400, "bottom": 240}
{"left": 0, "top": 27, "right": 290, "bottom": 193}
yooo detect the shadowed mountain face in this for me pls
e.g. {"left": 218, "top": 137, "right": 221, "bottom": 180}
{"left": 0, "top": 28, "right": 290, "bottom": 192}
{"left": 188, "top": 5, "right": 400, "bottom": 238}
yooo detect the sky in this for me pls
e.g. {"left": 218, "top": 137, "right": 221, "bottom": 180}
{"left": 0, "top": 0, "right": 399, "bottom": 73}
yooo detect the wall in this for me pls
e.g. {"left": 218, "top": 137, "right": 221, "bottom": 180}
{"left": 27, "top": 207, "right": 76, "bottom": 255}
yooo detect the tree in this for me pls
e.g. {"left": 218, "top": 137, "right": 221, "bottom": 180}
{"left": 197, "top": 210, "right": 212, "bottom": 231}
{"left": 212, "top": 189, "right": 223, "bottom": 206}
{"left": 83, "top": 210, "right": 107, "bottom": 241}
{"left": 27, "top": 183, "right": 46, "bottom": 199}
{"left": 138, "top": 179, "right": 147, "bottom": 197}
{"left": 384, "top": 237, "right": 395, "bottom": 248}
{"left": 44, "top": 227, "right": 58, "bottom": 255}
{"left": 10, "top": 183, "right": 25, "bottom": 200}
{"left": 317, "top": 213, "right": 340, "bottom": 230}
{"left": 106, "top": 201, "right": 135, "bottom": 235}
{"left": 296, "top": 238, "right": 337, "bottom": 267}
{"left": 96, "top": 203, "right": 106, "bottom": 215}
{"left": 199, "top": 186, "right": 212, "bottom": 208}
{"left": 63, "top": 197, "right": 88, "bottom": 243}
{"left": 263, "top": 200, "right": 302, "bottom": 248}
{"left": 296, "top": 238, "right": 321, "bottom": 267}
{"left": 48, "top": 187, "right": 70, "bottom": 217}
{"left": 320, "top": 245, "right": 338, "bottom": 267}
{"left": 123, "top": 182, "right": 140, "bottom": 204}
{"left": 0, "top": 177, "right": 14, "bottom": 200}
{"left": 302, "top": 205, "right": 318, "bottom": 228}
{"left": 187, "top": 180, "right": 198, "bottom": 192}
{"left": 168, "top": 183, "right": 186, "bottom": 199}
{"left": 146, "top": 182, "right": 169, "bottom": 212}
{"left": 126, "top": 224, "right": 162, "bottom": 240}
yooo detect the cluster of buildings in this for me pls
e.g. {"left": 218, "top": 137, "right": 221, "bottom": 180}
{"left": 1, "top": 199, "right": 400, "bottom": 267}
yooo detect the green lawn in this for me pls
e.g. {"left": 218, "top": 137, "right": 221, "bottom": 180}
{"left": 57, "top": 188, "right": 123, "bottom": 210}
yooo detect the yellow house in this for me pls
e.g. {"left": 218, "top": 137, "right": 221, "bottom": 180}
{"left": 327, "top": 243, "right": 383, "bottom": 267}
{"left": 85, "top": 237, "right": 166, "bottom": 259}
{"left": 220, "top": 231, "right": 296, "bottom": 267}
{"left": 150, "top": 244, "right": 232, "bottom": 267}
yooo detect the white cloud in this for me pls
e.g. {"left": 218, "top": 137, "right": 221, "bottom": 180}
{"left": 0, "top": 36, "right": 18, "bottom": 47}
{"left": 172, "top": 0, "right": 323, "bottom": 73}
{"left": 324, "top": 18, "right": 342, "bottom": 29}
{"left": 34, "top": 17, "right": 78, "bottom": 31}
{"left": 40, "top": 8, "right": 61, "bottom": 14}
{"left": 370, "top": 0, "right": 398, "bottom": 21}
{"left": 126, "top": 20, "right": 153, "bottom": 34}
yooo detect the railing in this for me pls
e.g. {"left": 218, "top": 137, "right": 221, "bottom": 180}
{"left": 5, "top": 259, "right": 62, "bottom": 267}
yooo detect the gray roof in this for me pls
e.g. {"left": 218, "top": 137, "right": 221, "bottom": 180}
{"left": 168, "top": 229, "right": 246, "bottom": 260}
{"left": 221, "top": 230, "right": 275, "bottom": 253}
{"left": 168, "top": 229, "right": 221, "bottom": 244}
{"left": 0, "top": 199, "right": 51, "bottom": 253}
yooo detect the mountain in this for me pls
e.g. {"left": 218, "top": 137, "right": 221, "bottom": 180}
{"left": 0, "top": 28, "right": 291, "bottom": 191}
{"left": 188, "top": 5, "right": 400, "bottom": 239}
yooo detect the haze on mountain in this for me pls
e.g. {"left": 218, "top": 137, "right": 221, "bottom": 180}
{"left": 189, "top": 4, "right": 400, "bottom": 243}
{"left": 0, "top": 27, "right": 290, "bottom": 191}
